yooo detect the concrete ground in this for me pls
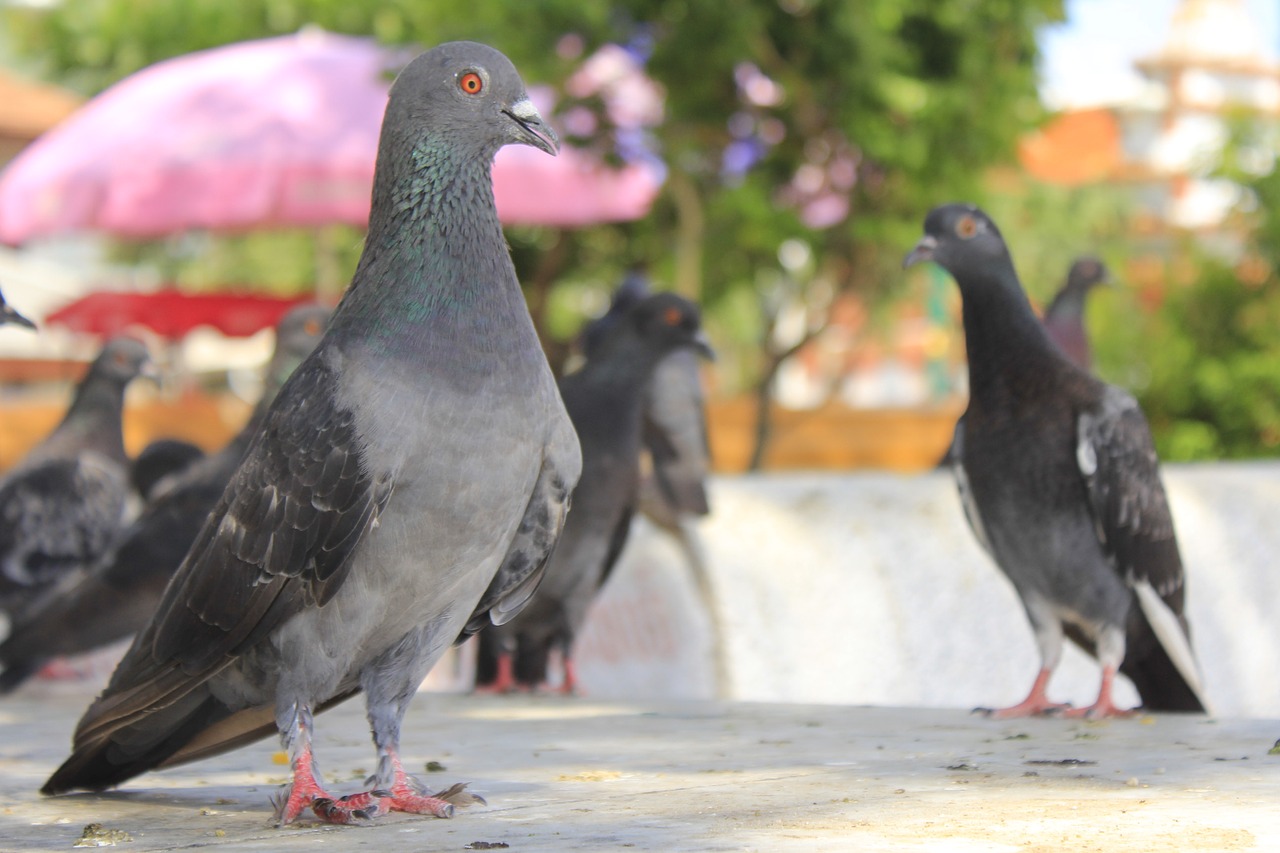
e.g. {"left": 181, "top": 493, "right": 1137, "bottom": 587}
{"left": 2, "top": 686, "right": 1277, "bottom": 852}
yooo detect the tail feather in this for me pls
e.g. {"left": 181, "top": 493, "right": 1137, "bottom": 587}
{"left": 42, "top": 686, "right": 231, "bottom": 795}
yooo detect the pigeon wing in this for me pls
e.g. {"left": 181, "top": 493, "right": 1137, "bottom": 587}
{"left": 459, "top": 417, "right": 579, "bottom": 638}
{"left": 73, "top": 356, "right": 392, "bottom": 743}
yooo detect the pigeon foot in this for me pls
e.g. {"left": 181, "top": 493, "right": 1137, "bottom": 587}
{"left": 1059, "top": 700, "right": 1135, "bottom": 720}
{"left": 313, "top": 780, "right": 484, "bottom": 822}
{"left": 974, "top": 700, "right": 1071, "bottom": 719}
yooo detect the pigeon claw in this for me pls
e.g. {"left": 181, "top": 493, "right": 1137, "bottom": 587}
{"left": 311, "top": 796, "right": 380, "bottom": 825}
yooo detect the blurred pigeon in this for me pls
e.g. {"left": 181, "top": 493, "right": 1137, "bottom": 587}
{"left": 905, "top": 203, "right": 1207, "bottom": 718}
{"left": 129, "top": 439, "right": 206, "bottom": 502}
{"left": 42, "top": 42, "right": 579, "bottom": 828}
{"left": 475, "top": 293, "right": 713, "bottom": 693}
{"left": 582, "top": 273, "right": 713, "bottom": 530}
{"left": 0, "top": 337, "right": 153, "bottom": 624}
{"left": 0, "top": 305, "right": 329, "bottom": 694}
{"left": 0, "top": 287, "right": 36, "bottom": 331}
{"left": 1042, "top": 256, "right": 1108, "bottom": 371}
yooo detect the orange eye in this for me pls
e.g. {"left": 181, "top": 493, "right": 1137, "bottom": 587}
{"left": 956, "top": 215, "right": 978, "bottom": 239}
{"left": 663, "top": 307, "right": 682, "bottom": 326}
{"left": 303, "top": 319, "right": 321, "bottom": 336}
{"left": 459, "top": 72, "right": 483, "bottom": 95}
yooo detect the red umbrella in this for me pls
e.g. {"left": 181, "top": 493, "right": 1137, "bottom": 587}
{"left": 45, "top": 290, "right": 305, "bottom": 340}
{"left": 0, "top": 31, "right": 662, "bottom": 245}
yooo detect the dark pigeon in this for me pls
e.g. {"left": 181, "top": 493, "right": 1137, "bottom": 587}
{"left": 475, "top": 292, "right": 713, "bottom": 693}
{"left": 1042, "top": 256, "right": 1109, "bottom": 372}
{"left": 581, "top": 273, "right": 713, "bottom": 531}
{"left": 905, "top": 203, "right": 1207, "bottom": 719}
{"left": 129, "top": 439, "right": 206, "bottom": 502}
{"left": 41, "top": 42, "right": 579, "bottom": 828}
{"left": 0, "top": 337, "right": 153, "bottom": 625}
{"left": 0, "top": 305, "right": 329, "bottom": 694}
{"left": 0, "top": 287, "right": 36, "bottom": 331}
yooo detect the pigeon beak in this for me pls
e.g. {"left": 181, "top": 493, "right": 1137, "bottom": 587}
{"left": 2, "top": 305, "right": 36, "bottom": 330}
{"left": 505, "top": 98, "right": 559, "bottom": 156}
{"left": 139, "top": 357, "right": 162, "bottom": 383}
{"left": 903, "top": 235, "right": 937, "bottom": 269}
{"left": 690, "top": 330, "right": 716, "bottom": 362}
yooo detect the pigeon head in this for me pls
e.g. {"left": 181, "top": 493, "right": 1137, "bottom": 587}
{"left": 270, "top": 303, "right": 330, "bottom": 375}
{"left": 629, "top": 293, "right": 715, "bottom": 361}
{"left": 388, "top": 41, "right": 558, "bottom": 160}
{"left": 904, "top": 204, "right": 1013, "bottom": 282}
{"left": 1066, "top": 256, "right": 1109, "bottom": 293}
{"left": 92, "top": 336, "right": 156, "bottom": 385}
{"left": 258, "top": 304, "right": 330, "bottom": 406}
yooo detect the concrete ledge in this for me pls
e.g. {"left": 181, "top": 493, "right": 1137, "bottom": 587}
{"left": 567, "top": 464, "right": 1280, "bottom": 717}
{"left": 2, "top": 691, "right": 1276, "bottom": 851}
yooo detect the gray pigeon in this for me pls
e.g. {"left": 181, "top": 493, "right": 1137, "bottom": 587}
{"left": 0, "top": 305, "right": 329, "bottom": 694}
{"left": 475, "top": 292, "right": 713, "bottom": 693}
{"left": 0, "top": 287, "right": 36, "bottom": 330}
{"left": 1043, "top": 256, "right": 1109, "bottom": 371}
{"left": 41, "top": 42, "right": 579, "bottom": 827}
{"left": 0, "top": 337, "right": 153, "bottom": 624}
{"left": 905, "top": 203, "right": 1207, "bottom": 719}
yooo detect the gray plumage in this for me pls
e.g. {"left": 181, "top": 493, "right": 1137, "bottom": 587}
{"left": 0, "top": 286, "right": 36, "bottom": 331}
{"left": 1043, "top": 256, "right": 1108, "bottom": 371}
{"left": 0, "top": 305, "right": 328, "bottom": 694}
{"left": 906, "top": 203, "right": 1206, "bottom": 718}
{"left": 0, "top": 337, "right": 152, "bottom": 623}
{"left": 43, "top": 42, "right": 579, "bottom": 828}
{"left": 476, "top": 293, "right": 712, "bottom": 692}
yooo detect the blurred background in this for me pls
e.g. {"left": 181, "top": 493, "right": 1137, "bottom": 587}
{"left": 2, "top": 0, "right": 1278, "bottom": 471}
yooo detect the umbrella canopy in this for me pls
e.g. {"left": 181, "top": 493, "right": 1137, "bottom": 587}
{"left": 0, "top": 31, "right": 662, "bottom": 245}
{"left": 45, "top": 290, "right": 305, "bottom": 340}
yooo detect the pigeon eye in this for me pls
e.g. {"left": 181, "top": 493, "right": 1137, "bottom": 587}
{"left": 956, "top": 215, "right": 978, "bottom": 239}
{"left": 663, "top": 307, "right": 682, "bottom": 326}
{"left": 303, "top": 319, "right": 321, "bottom": 336}
{"left": 459, "top": 72, "right": 484, "bottom": 95}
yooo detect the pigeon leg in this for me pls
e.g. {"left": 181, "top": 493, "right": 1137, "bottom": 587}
{"left": 273, "top": 704, "right": 356, "bottom": 826}
{"left": 1062, "top": 631, "right": 1135, "bottom": 719}
{"left": 978, "top": 598, "right": 1070, "bottom": 718}
{"left": 559, "top": 652, "right": 579, "bottom": 695}
{"left": 978, "top": 667, "right": 1071, "bottom": 718}
{"left": 473, "top": 650, "right": 517, "bottom": 694}
{"left": 1061, "top": 665, "right": 1135, "bottom": 719}
{"left": 314, "top": 627, "right": 486, "bottom": 822}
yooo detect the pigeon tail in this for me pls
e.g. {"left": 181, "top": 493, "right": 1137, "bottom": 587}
{"left": 1128, "top": 581, "right": 1210, "bottom": 713}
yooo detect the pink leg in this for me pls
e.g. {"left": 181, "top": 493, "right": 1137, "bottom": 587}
{"left": 978, "top": 668, "right": 1072, "bottom": 719}
{"left": 559, "top": 654, "right": 579, "bottom": 695}
{"left": 1061, "top": 666, "right": 1136, "bottom": 719}
{"left": 274, "top": 730, "right": 351, "bottom": 825}
{"left": 312, "top": 751, "right": 484, "bottom": 822}
{"left": 473, "top": 652, "right": 518, "bottom": 694}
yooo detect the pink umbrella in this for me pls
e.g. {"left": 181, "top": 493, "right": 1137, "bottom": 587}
{"left": 0, "top": 31, "right": 662, "bottom": 245}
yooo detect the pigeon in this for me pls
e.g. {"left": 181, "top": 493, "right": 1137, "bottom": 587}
{"left": 0, "top": 337, "right": 153, "bottom": 625}
{"left": 1042, "top": 256, "right": 1109, "bottom": 372}
{"left": 475, "top": 292, "right": 713, "bottom": 693}
{"left": 129, "top": 439, "right": 206, "bottom": 502}
{"left": 905, "top": 203, "right": 1207, "bottom": 719}
{"left": 0, "top": 287, "right": 36, "bottom": 331}
{"left": 41, "top": 42, "right": 579, "bottom": 828}
{"left": 581, "top": 273, "right": 713, "bottom": 531}
{"left": 0, "top": 305, "right": 329, "bottom": 694}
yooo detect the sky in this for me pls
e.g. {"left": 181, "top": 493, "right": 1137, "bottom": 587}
{"left": 1039, "top": 0, "right": 1280, "bottom": 108}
